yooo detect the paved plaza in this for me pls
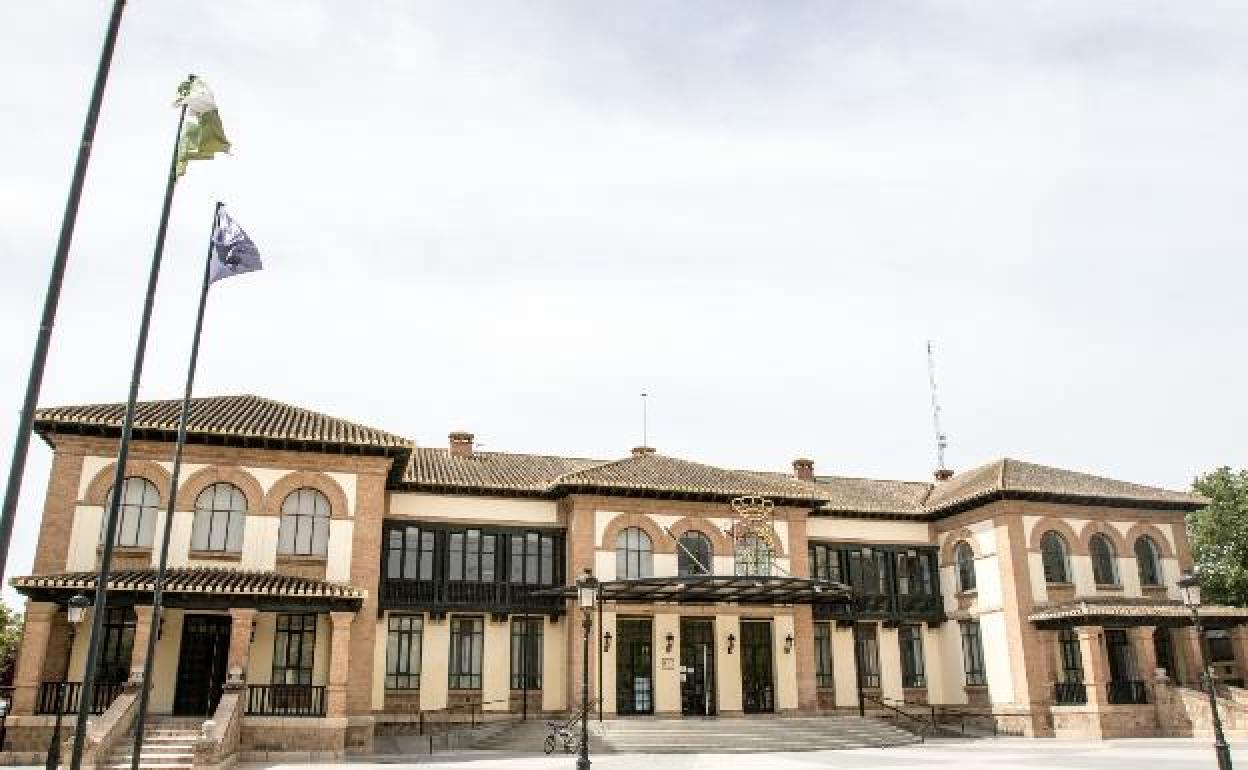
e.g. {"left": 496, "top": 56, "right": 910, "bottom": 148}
{"left": 227, "top": 738, "right": 1244, "bottom": 770}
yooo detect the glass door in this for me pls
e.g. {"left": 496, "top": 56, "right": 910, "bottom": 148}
{"left": 173, "top": 615, "right": 232, "bottom": 716}
{"left": 680, "top": 619, "right": 716, "bottom": 716}
{"left": 616, "top": 618, "right": 653, "bottom": 715}
{"left": 740, "top": 620, "right": 774, "bottom": 714}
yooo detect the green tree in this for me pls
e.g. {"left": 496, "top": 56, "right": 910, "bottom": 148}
{"left": 1190, "top": 467, "right": 1248, "bottom": 607}
{"left": 0, "top": 602, "right": 21, "bottom": 684}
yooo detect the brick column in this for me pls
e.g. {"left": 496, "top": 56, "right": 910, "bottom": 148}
{"left": 1075, "top": 626, "right": 1109, "bottom": 708}
{"left": 226, "top": 608, "right": 257, "bottom": 686}
{"left": 12, "top": 602, "right": 57, "bottom": 714}
{"left": 1177, "top": 627, "right": 1205, "bottom": 687}
{"left": 792, "top": 606, "right": 817, "bottom": 711}
{"left": 128, "top": 605, "right": 155, "bottom": 683}
{"left": 1129, "top": 626, "right": 1159, "bottom": 699}
{"left": 1230, "top": 626, "right": 1248, "bottom": 685}
{"left": 327, "top": 611, "right": 354, "bottom": 717}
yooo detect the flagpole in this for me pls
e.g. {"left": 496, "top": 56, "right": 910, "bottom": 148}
{"left": 128, "top": 201, "right": 222, "bottom": 770}
{"left": 68, "top": 101, "right": 189, "bottom": 770}
{"left": 0, "top": 0, "right": 127, "bottom": 586}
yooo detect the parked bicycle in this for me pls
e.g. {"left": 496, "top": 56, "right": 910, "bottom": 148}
{"left": 543, "top": 713, "right": 581, "bottom": 754}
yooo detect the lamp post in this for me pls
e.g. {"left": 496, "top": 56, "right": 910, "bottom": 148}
{"left": 575, "top": 569, "right": 599, "bottom": 770}
{"left": 1178, "top": 571, "right": 1233, "bottom": 770}
{"left": 47, "top": 595, "right": 90, "bottom": 770}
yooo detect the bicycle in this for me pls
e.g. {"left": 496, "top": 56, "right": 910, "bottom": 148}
{"left": 543, "top": 716, "right": 580, "bottom": 754}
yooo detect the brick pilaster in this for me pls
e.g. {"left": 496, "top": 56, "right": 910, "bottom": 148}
{"left": 226, "top": 608, "right": 257, "bottom": 685}
{"left": 12, "top": 601, "right": 57, "bottom": 714}
{"left": 129, "top": 605, "right": 155, "bottom": 682}
{"left": 327, "top": 611, "right": 353, "bottom": 717}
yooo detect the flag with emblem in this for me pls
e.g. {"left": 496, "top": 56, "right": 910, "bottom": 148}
{"left": 174, "top": 75, "right": 231, "bottom": 177}
{"left": 209, "top": 206, "right": 262, "bottom": 284}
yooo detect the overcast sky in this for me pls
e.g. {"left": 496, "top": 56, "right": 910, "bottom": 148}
{"left": 2, "top": 1, "right": 1247, "bottom": 590}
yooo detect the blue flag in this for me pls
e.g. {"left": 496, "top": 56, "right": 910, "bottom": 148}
{"left": 209, "top": 207, "right": 263, "bottom": 285}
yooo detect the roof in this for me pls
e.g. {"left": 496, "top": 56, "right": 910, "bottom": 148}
{"left": 1028, "top": 598, "right": 1248, "bottom": 629}
{"left": 533, "top": 575, "right": 852, "bottom": 605}
{"left": 402, "top": 447, "right": 604, "bottom": 494}
{"left": 11, "top": 568, "right": 364, "bottom": 611}
{"left": 551, "top": 453, "right": 826, "bottom": 503}
{"left": 35, "top": 394, "right": 411, "bottom": 456}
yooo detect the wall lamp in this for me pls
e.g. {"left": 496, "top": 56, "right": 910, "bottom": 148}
{"left": 665, "top": 631, "right": 675, "bottom": 653}
{"left": 603, "top": 631, "right": 613, "bottom": 653}
{"left": 727, "top": 633, "right": 736, "bottom": 654}
{"left": 784, "top": 633, "right": 794, "bottom": 654}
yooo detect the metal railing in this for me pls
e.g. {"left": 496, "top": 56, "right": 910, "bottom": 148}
{"left": 379, "top": 580, "right": 563, "bottom": 612}
{"left": 35, "top": 681, "right": 123, "bottom": 715}
{"left": 413, "top": 696, "right": 513, "bottom": 754}
{"left": 858, "top": 692, "right": 929, "bottom": 741}
{"left": 1106, "top": 680, "right": 1148, "bottom": 705}
{"left": 1054, "top": 681, "right": 1087, "bottom": 705}
{"left": 244, "top": 684, "right": 327, "bottom": 716}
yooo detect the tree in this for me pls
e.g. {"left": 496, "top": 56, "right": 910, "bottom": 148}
{"left": 0, "top": 602, "right": 21, "bottom": 685}
{"left": 1190, "top": 467, "right": 1248, "bottom": 607}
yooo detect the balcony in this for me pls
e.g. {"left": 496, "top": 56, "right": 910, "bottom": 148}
{"left": 1053, "top": 681, "right": 1087, "bottom": 705}
{"left": 1106, "top": 680, "right": 1149, "bottom": 705}
{"left": 244, "top": 684, "right": 327, "bottom": 717}
{"left": 35, "top": 681, "right": 123, "bottom": 715}
{"left": 380, "top": 579, "right": 564, "bottom": 614}
{"left": 814, "top": 592, "right": 944, "bottom": 624}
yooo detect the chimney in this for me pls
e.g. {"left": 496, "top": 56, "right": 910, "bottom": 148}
{"left": 449, "top": 431, "right": 474, "bottom": 458}
{"left": 792, "top": 458, "right": 815, "bottom": 482}
{"left": 631, "top": 446, "right": 656, "bottom": 458}
{"left": 934, "top": 468, "right": 954, "bottom": 481}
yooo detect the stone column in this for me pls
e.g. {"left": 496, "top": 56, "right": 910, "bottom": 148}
{"left": 226, "top": 608, "right": 257, "bottom": 687}
{"left": 12, "top": 601, "right": 57, "bottom": 714}
{"left": 1230, "top": 626, "right": 1248, "bottom": 686}
{"left": 1075, "top": 626, "right": 1109, "bottom": 709}
{"left": 128, "top": 605, "right": 155, "bottom": 684}
{"left": 1129, "top": 626, "right": 1160, "bottom": 704}
{"left": 1177, "top": 627, "right": 1205, "bottom": 687}
{"left": 327, "top": 611, "right": 354, "bottom": 717}
{"left": 1036, "top": 629, "right": 1059, "bottom": 702}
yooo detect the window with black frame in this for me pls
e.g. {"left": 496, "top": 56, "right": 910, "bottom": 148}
{"left": 1040, "top": 531, "right": 1071, "bottom": 584}
{"left": 278, "top": 488, "right": 330, "bottom": 556}
{"left": 448, "top": 530, "right": 496, "bottom": 582}
{"left": 616, "top": 527, "right": 653, "bottom": 579}
{"left": 896, "top": 551, "right": 934, "bottom": 595}
{"left": 103, "top": 477, "right": 159, "bottom": 548}
{"left": 960, "top": 620, "right": 987, "bottom": 686}
{"left": 814, "top": 622, "right": 834, "bottom": 689}
{"left": 386, "top": 526, "right": 435, "bottom": 581}
{"left": 98, "top": 607, "right": 136, "bottom": 683}
{"left": 191, "top": 482, "right": 246, "bottom": 552}
{"left": 1089, "top": 534, "right": 1119, "bottom": 586}
{"left": 899, "top": 625, "right": 926, "bottom": 688}
{"left": 808, "top": 542, "right": 842, "bottom": 583}
{"left": 954, "top": 541, "right": 976, "bottom": 592}
{"left": 1058, "top": 629, "right": 1083, "bottom": 683}
{"left": 854, "top": 624, "right": 881, "bottom": 689}
{"left": 846, "top": 548, "right": 891, "bottom": 595}
{"left": 677, "top": 530, "right": 713, "bottom": 576}
{"left": 273, "top": 613, "right": 317, "bottom": 685}
{"left": 449, "top": 617, "right": 484, "bottom": 689}
{"left": 1134, "top": 536, "right": 1162, "bottom": 587}
{"left": 510, "top": 531, "right": 556, "bottom": 585}
{"left": 510, "top": 617, "right": 543, "bottom": 689}
{"left": 385, "top": 615, "right": 423, "bottom": 690}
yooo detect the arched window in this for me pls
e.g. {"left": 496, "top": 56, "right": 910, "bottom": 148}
{"left": 677, "top": 531, "right": 713, "bottom": 576}
{"left": 191, "top": 482, "right": 246, "bottom": 552}
{"left": 1089, "top": 533, "right": 1119, "bottom": 586}
{"left": 954, "top": 541, "right": 976, "bottom": 592}
{"left": 1135, "top": 536, "right": 1162, "bottom": 586}
{"left": 278, "top": 487, "right": 330, "bottom": 556}
{"left": 104, "top": 477, "right": 159, "bottom": 548}
{"left": 1040, "top": 531, "right": 1071, "bottom": 584}
{"left": 615, "top": 527, "right": 652, "bottom": 579}
{"left": 735, "top": 534, "right": 773, "bottom": 577}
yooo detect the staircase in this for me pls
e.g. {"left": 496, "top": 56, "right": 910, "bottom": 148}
{"left": 105, "top": 717, "right": 201, "bottom": 770}
{"left": 472, "top": 715, "right": 922, "bottom": 754}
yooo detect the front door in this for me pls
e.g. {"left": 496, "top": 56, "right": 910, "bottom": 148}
{"left": 740, "top": 620, "right": 774, "bottom": 714}
{"left": 615, "top": 618, "right": 653, "bottom": 715}
{"left": 680, "top": 619, "right": 716, "bottom": 716}
{"left": 173, "top": 615, "right": 232, "bottom": 716}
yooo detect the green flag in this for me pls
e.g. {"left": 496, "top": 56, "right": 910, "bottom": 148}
{"left": 174, "top": 75, "right": 231, "bottom": 177}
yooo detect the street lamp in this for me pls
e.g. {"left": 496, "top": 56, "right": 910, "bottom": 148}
{"left": 47, "top": 595, "right": 91, "bottom": 770}
{"left": 1178, "top": 570, "right": 1233, "bottom": 770}
{"left": 575, "top": 569, "right": 599, "bottom": 770}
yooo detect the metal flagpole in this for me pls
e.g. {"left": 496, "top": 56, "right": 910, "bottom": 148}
{"left": 0, "top": 0, "right": 127, "bottom": 585}
{"left": 68, "top": 101, "right": 189, "bottom": 770}
{"left": 129, "top": 201, "right": 223, "bottom": 770}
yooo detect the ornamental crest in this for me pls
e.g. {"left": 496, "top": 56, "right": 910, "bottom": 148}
{"left": 730, "top": 496, "right": 780, "bottom": 576}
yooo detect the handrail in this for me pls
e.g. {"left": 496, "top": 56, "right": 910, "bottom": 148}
{"left": 858, "top": 693, "right": 929, "bottom": 741}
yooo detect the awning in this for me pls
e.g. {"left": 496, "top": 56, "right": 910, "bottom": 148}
{"left": 12, "top": 568, "right": 365, "bottom": 613}
{"left": 1028, "top": 599, "right": 1248, "bottom": 630}
{"left": 532, "top": 575, "right": 852, "bottom": 605}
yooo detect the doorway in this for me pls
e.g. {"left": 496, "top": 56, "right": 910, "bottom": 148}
{"left": 740, "top": 620, "right": 774, "bottom": 714}
{"left": 616, "top": 618, "right": 653, "bottom": 715}
{"left": 680, "top": 619, "right": 716, "bottom": 716}
{"left": 173, "top": 615, "right": 232, "bottom": 716}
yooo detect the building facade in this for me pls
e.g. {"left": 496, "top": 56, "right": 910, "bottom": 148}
{"left": 6, "top": 395, "right": 1248, "bottom": 763}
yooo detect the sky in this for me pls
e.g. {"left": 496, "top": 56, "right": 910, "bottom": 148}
{"left": 2, "top": 1, "right": 1247, "bottom": 593}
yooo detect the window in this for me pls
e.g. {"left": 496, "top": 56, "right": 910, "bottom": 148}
{"left": 191, "top": 482, "right": 246, "bottom": 552}
{"left": 899, "top": 625, "right": 926, "bottom": 688}
{"left": 1135, "top": 536, "right": 1162, "bottom": 587}
{"left": 104, "top": 477, "right": 159, "bottom": 548}
{"left": 448, "top": 530, "right": 496, "bottom": 582}
{"left": 954, "top": 541, "right": 976, "bottom": 592}
{"left": 1058, "top": 629, "right": 1083, "bottom": 683}
{"left": 386, "top": 526, "right": 435, "bottom": 580}
{"left": 510, "top": 617, "right": 543, "bottom": 689}
{"left": 1207, "top": 630, "right": 1235, "bottom": 664}
{"left": 845, "top": 547, "right": 891, "bottom": 595}
{"left": 98, "top": 607, "right": 136, "bottom": 683}
{"left": 273, "top": 613, "right": 317, "bottom": 685}
{"left": 809, "top": 542, "right": 842, "bottom": 583}
{"left": 734, "top": 534, "right": 773, "bottom": 577}
{"left": 854, "top": 624, "right": 881, "bottom": 689}
{"left": 278, "top": 488, "right": 330, "bottom": 556}
{"left": 449, "top": 617, "right": 484, "bottom": 689}
{"left": 814, "top": 622, "right": 834, "bottom": 689}
{"left": 1089, "top": 533, "right": 1119, "bottom": 586}
{"left": 385, "top": 615, "right": 422, "bottom": 689}
{"left": 896, "top": 550, "right": 934, "bottom": 595}
{"left": 510, "top": 532, "right": 556, "bottom": 585}
{"left": 677, "top": 531, "right": 713, "bottom": 576}
{"left": 1040, "top": 531, "right": 1071, "bottom": 584}
{"left": 615, "top": 527, "right": 653, "bottom": 579}
{"left": 960, "top": 621, "right": 987, "bottom": 686}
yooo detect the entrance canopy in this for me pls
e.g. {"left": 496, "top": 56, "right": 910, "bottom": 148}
{"left": 534, "top": 575, "right": 852, "bottom": 605}
{"left": 1028, "top": 598, "right": 1248, "bottom": 630}
{"left": 12, "top": 567, "right": 364, "bottom": 613}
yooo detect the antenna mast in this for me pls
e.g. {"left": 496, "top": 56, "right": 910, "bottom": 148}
{"left": 926, "top": 341, "right": 949, "bottom": 474}
{"left": 641, "top": 392, "right": 649, "bottom": 447}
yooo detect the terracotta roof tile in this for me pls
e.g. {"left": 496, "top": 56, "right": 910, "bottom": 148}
{"left": 11, "top": 567, "right": 364, "bottom": 600}
{"left": 1028, "top": 598, "right": 1248, "bottom": 623}
{"left": 551, "top": 453, "right": 826, "bottom": 501}
{"left": 402, "top": 447, "right": 605, "bottom": 493}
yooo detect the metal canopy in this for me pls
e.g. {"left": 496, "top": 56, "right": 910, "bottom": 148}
{"left": 1028, "top": 600, "right": 1248, "bottom": 630}
{"left": 533, "top": 575, "right": 852, "bottom": 606}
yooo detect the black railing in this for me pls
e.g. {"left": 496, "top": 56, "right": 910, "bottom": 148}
{"left": 1053, "top": 681, "right": 1087, "bottom": 705}
{"left": 816, "top": 593, "right": 944, "bottom": 624}
{"left": 35, "top": 681, "right": 123, "bottom": 715}
{"left": 1106, "top": 680, "right": 1148, "bottom": 705}
{"left": 380, "top": 579, "right": 563, "bottom": 613}
{"left": 244, "top": 684, "right": 327, "bottom": 717}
